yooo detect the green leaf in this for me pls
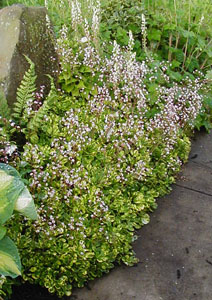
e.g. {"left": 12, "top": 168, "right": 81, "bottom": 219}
{"left": 12, "top": 56, "right": 36, "bottom": 121}
{"left": 0, "top": 169, "right": 13, "bottom": 190}
{"left": 197, "top": 36, "right": 206, "bottom": 49}
{"left": 171, "top": 60, "right": 181, "bottom": 69}
{"left": 0, "top": 168, "right": 24, "bottom": 225}
{"left": 62, "top": 84, "right": 73, "bottom": 93}
{"left": 181, "top": 29, "right": 195, "bottom": 39}
{"left": 91, "top": 87, "right": 98, "bottom": 96}
{"left": 63, "top": 71, "right": 71, "bottom": 82}
{"left": 0, "top": 236, "right": 21, "bottom": 278}
{"left": 147, "top": 29, "right": 161, "bottom": 41}
{"left": 116, "top": 27, "right": 129, "bottom": 45}
{"left": 77, "top": 81, "right": 86, "bottom": 89}
{"left": 0, "top": 164, "right": 37, "bottom": 223}
{"left": 174, "top": 49, "right": 184, "bottom": 63}
{"left": 72, "top": 89, "right": 80, "bottom": 97}
{"left": 128, "top": 23, "right": 140, "bottom": 34}
{"left": 0, "top": 163, "right": 21, "bottom": 179}
{"left": 206, "top": 70, "right": 212, "bottom": 81}
{"left": 79, "top": 66, "right": 92, "bottom": 73}
{"left": 29, "top": 133, "right": 39, "bottom": 144}
{"left": 206, "top": 48, "right": 212, "bottom": 58}
{"left": 141, "top": 214, "right": 150, "bottom": 225}
{"left": 0, "top": 226, "right": 6, "bottom": 240}
{"left": 168, "top": 71, "right": 182, "bottom": 82}
{"left": 164, "top": 23, "right": 176, "bottom": 31}
{"left": 14, "top": 187, "right": 38, "bottom": 220}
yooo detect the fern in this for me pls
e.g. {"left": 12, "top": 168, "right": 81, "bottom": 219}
{"left": 29, "top": 76, "right": 57, "bottom": 130}
{"left": 12, "top": 56, "right": 37, "bottom": 122}
{"left": 28, "top": 98, "right": 50, "bottom": 132}
{"left": 27, "top": 76, "right": 58, "bottom": 143}
{"left": 0, "top": 90, "right": 11, "bottom": 119}
{"left": 45, "top": 75, "right": 58, "bottom": 105}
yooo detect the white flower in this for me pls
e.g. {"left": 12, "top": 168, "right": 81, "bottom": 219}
{"left": 81, "top": 37, "right": 88, "bottom": 43}
{"left": 5, "top": 145, "right": 17, "bottom": 156}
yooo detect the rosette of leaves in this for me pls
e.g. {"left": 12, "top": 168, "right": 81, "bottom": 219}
{"left": 0, "top": 163, "right": 37, "bottom": 278}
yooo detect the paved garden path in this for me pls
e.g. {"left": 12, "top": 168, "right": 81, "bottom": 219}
{"left": 70, "top": 130, "right": 212, "bottom": 300}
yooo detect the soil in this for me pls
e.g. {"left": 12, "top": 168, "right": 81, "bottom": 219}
{"left": 11, "top": 283, "right": 67, "bottom": 300}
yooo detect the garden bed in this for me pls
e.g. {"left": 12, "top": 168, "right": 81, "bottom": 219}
{"left": 0, "top": 0, "right": 212, "bottom": 299}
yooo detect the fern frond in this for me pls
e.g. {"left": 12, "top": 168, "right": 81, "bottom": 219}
{"left": 28, "top": 98, "right": 50, "bottom": 132}
{"left": 12, "top": 56, "right": 37, "bottom": 122}
{"left": 0, "top": 90, "right": 11, "bottom": 119}
{"left": 45, "top": 75, "right": 58, "bottom": 105}
{"left": 25, "top": 76, "right": 58, "bottom": 143}
{"left": 28, "top": 77, "right": 58, "bottom": 131}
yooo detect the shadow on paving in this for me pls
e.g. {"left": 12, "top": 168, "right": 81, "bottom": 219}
{"left": 12, "top": 130, "right": 212, "bottom": 300}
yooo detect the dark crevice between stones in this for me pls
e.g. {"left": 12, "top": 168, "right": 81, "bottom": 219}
{"left": 174, "top": 183, "right": 212, "bottom": 198}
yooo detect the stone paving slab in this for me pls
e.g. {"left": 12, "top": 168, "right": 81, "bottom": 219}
{"left": 176, "top": 162, "right": 212, "bottom": 195}
{"left": 189, "top": 131, "right": 212, "bottom": 169}
{"left": 70, "top": 131, "right": 212, "bottom": 300}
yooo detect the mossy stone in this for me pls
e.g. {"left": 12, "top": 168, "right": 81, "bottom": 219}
{"left": 0, "top": 4, "right": 59, "bottom": 108}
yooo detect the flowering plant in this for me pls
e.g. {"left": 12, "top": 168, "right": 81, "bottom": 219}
{"left": 5, "top": 3, "right": 205, "bottom": 297}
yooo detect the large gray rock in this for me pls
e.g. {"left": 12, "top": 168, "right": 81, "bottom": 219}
{"left": 0, "top": 4, "right": 59, "bottom": 108}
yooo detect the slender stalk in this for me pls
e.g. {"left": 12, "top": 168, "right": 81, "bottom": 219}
{"left": 175, "top": 34, "right": 180, "bottom": 49}
{"left": 183, "top": 0, "right": 191, "bottom": 70}
{"left": 196, "top": 40, "right": 212, "bottom": 59}
{"left": 186, "top": 44, "right": 195, "bottom": 63}
{"left": 173, "top": 0, "right": 178, "bottom": 27}
{"left": 200, "top": 57, "right": 208, "bottom": 69}
{"left": 202, "top": 64, "right": 212, "bottom": 70}
{"left": 168, "top": 34, "right": 172, "bottom": 61}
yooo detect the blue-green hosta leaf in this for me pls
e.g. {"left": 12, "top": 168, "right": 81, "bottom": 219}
{"left": 0, "top": 170, "right": 25, "bottom": 225}
{"left": 0, "top": 226, "right": 6, "bottom": 240}
{"left": 0, "top": 163, "right": 21, "bottom": 179}
{"left": 0, "top": 170, "right": 13, "bottom": 190}
{"left": 0, "top": 236, "right": 21, "bottom": 278}
{"left": 0, "top": 163, "right": 37, "bottom": 222}
{"left": 14, "top": 188, "right": 38, "bottom": 220}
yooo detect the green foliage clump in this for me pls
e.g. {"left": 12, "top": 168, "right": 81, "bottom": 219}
{"left": 99, "top": 0, "right": 212, "bottom": 130}
{"left": 194, "top": 71, "right": 212, "bottom": 132}
{"left": 9, "top": 112, "right": 191, "bottom": 296}
{"left": 100, "top": 0, "right": 212, "bottom": 73}
{"left": 7, "top": 25, "right": 203, "bottom": 297}
{"left": 0, "top": 276, "right": 13, "bottom": 299}
{"left": 100, "top": 0, "right": 144, "bottom": 50}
